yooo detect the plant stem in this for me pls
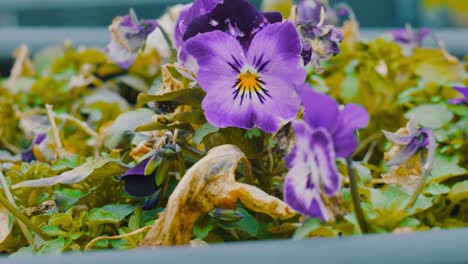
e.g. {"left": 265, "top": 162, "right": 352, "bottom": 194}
{"left": 405, "top": 168, "right": 431, "bottom": 209}
{"left": 0, "top": 166, "right": 36, "bottom": 248}
{"left": 0, "top": 192, "right": 50, "bottom": 241}
{"left": 346, "top": 158, "right": 369, "bottom": 234}
{"left": 46, "top": 104, "right": 65, "bottom": 159}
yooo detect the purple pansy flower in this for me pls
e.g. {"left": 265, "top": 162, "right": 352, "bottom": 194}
{"left": 383, "top": 120, "right": 436, "bottom": 170}
{"left": 390, "top": 27, "right": 431, "bottom": 49}
{"left": 177, "top": 0, "right": 282, "bottom": 67}
{"left": 21, "top": 133, "right": 47, "bottom": 162}
{"left": 119, "top": 144, "right": 180, "bottom": 209}
{"left": 284, "top": 84, "right": 369, "bottom": 221}
{"left": 107, "top": 10, "right": 158, "bottom": 69}
{"left": 296, "top": 0, "right": 343, "bottom": 72}
{"left": 119, "top": 153, "right": 159, "bottom": 198}
{"left": 448, "top": 86, "right": 468, "bottom": 105}
{"left": 185, "top": 21, "right": 306, "bottom": 133}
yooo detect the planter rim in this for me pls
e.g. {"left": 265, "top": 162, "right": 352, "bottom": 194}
{"left": 5, "top": 228, "right": 468, "bottom": 264}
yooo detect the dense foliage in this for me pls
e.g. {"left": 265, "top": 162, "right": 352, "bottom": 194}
{"left": 0, "top": 0, "right": 466, "bottom": 256}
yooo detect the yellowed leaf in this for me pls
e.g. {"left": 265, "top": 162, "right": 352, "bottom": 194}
{"left": 140, "top": 145, "right": 296, "bottom": 247}
{"left": 0, "top": 204, "right": 11, "bottom": 244}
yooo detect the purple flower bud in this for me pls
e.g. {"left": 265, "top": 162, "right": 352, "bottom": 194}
{"left": 21, "top": 133, "right": 47, "bottom": 162}
{"left": 390, "top": 27, "right": 431, "bottom": 49}
{"left": 106, "top": 10, "right": 158, "bottom": 69}
{"left": 295, "top": 1, "right": 343, "bottom": 71}
{"left": 383, "top": 120, "right": 436, "bottom": 170}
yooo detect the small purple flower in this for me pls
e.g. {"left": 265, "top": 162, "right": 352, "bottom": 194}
{"left": 119, "top": 153, "right": 159, "bottom": 197}
{"left": 185, "top": 21, "right": 306, "bottom": 133}
{"left": 383, "top": 120, "right": 436, "bottom": 170}
{"left": 390, "top": 27, "right": 431, "bottom": 49}
{"left": 448, "top": 86, "right": 468, "bottom": 105}
{"left": 284, "top": 84, "right": 369, "bottom": 221}
{"left": 296, "top": 1, "right": 343, "bottom": 72}
{"left": 118, "top": 144, "right": 180, "bottom": 209}
{"left": 107, "top": 10, "right": 158, "bottom": 69}
{"left": 177, "top": 0, "right": 282, "bottom": 66}
{"left": 21, "top": 133, "right": 47, "bottom": 162}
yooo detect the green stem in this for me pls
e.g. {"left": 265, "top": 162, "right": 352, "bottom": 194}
{"left": 0, "top": 193, "right": 51, "bottom": 241}
{"left": 405, "top": 168, "right": 431, "bottom": 209}
{"left": 156, "top": 24, "right": 177, "bottom": 60}
{"left": 346, "top": 158, "right": 369, "bottom": 234}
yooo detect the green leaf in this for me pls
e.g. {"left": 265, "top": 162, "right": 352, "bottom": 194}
{"left": 292, "top": 218, "right": 322, "bottom": 240}
{"left": 51, "top": 155, "right": 86, "bottom": 171}
{"left": 430, "top": 155, "right": 467, "bottom": 183}
{"left": 405, "top": 104, "right": 453, "bottom": 129}
{"left": 87, "top": 204, "right": 135, "bottom": 226}
{"left": 244, "top": 128, "right": 261, "bottom": 139}
{"left": 192, "top": 122, "right": 219, "bottom": 144}
{"left": 216, "top": 208, "right": 257, "bottom": 237}
{"left": 171, "top": 111, "right": 206, "bottom": 124}
{"left": 423, "top": 183, "right": 450, "bottom": 196}
{"left": 38, "top": 237, "right": 66, "bottom": 255}
{"left": 340, "top": 73, "right": 360, "bottom": 101}
{"left": 137, "top": 88, "right": 206, "bottom": 108}
{"left": 12, "top": 158, "right": 128, "bottom": 189}
{"left": 193, "top": 223, "right": 213, "bottom": 240}
{"left": 399, "top": 218, "right": 420, "bottom": 228}
{"left": 41, "top": 225, "right": 69, "bottom": 237}
{"left": 53, "top": 187, "right": 96, "bottom": 211}
{"left": 448, "top": 180, "right": 468, "bottom": 203}
{"left": 102, "top": 109, "right": 154, "bottom": 149}
{"left": 114, "top": 75, "right": 149, "bottom": 92}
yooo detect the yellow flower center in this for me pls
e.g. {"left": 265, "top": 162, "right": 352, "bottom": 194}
{"left": 236, "top": 71, "right": 262, "bottom": 94}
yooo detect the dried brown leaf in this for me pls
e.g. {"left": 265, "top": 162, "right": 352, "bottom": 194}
{"left": 140, "top": 144, "right": 296, "bottom": 247}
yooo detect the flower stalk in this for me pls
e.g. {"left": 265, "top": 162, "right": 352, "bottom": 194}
{"left": 46, "top": 104, "right": 66, "bottom": 159}
{"left": 346, "top": 158, "right": 369, "bottom": 234}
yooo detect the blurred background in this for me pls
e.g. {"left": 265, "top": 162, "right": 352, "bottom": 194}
{"left": 1, "top": 0, "right": 467, "bottom": 28}
{"left": 1, "top": 0, "right": 467, "bottom": 73}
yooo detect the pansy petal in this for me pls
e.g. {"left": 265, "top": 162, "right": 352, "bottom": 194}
{"left": 183, "top": 0, "right": 268, "bottom": 47}
{"left": 332, "top": 104, "right": 369, "bottom": 158}
{"left": 247, "top": 22, "right": 306, "bottom": 86}
{"left": 174, "top": 0, "right": 220, "bottom": 49}
{"left": 297, "top": 83, "right": 339, "bottom": 132}
{"left": 185, "top": 31, "right": 244, "bottom": 94}
{"left": 454, "top": 86, "right": 468, "bottom": 98}
{"left": 262, "top": 12, "right": 283, "bottom": 23}
{"left": 382, "top": 130, "right": 413, "bottom": 145}
{"left": 421, "top": 128, "right": 436, "bottom": 171}
{"left": 252, "top": 76, "right": 302, "bottom": 132}
{"left": 309, "top": 127, "right": 341, "bottom": 196}
{"left": 122, "top": 155, "right": 153, "bottom": 177}
{"left": 284, "top": 122, "right": 325, "bottom": 220}
{"left": 122, "top": 173, "right": 158, "bottom": 197}
{"left": 387, "top": 139, "right": 420, "bottom": 167}
{"left": 283, "top": 121, "right": 337, "bottom": 221}
{"left": 297, "top": 0, "right": 323, "bottom": 24}
{"left": 202, "top": 87, "right": 256, "bottom": 130}
{"left": 450, "top": 86, "right": 468, "bottom": 105}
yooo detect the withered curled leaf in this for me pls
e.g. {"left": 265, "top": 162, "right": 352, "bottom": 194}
{"left": 140, "top": 144, "right": 296, "bottom": 247}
